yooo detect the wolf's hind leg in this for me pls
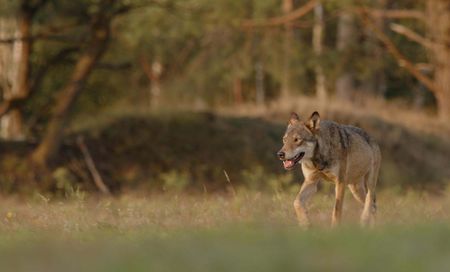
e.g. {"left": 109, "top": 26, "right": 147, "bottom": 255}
{"left": 361, "top": 164, "right": 380, "bottom": 226}
{"left": 348, "top": 181, "right": 366, "bottom": 206}
{"left": 361, "top": 147, "right": 381, "bottom": 226}
{"left": 361, "top": 189, "right": 376, "bottom": 226}
{"left": 293, "top": 180, "right": 318, "bottom": 228}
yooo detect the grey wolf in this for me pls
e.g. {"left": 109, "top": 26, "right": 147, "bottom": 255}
{"left": 277, "top": 111, "right": 381, "bottom": 227}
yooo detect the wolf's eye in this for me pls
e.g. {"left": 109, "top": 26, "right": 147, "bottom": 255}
{"left": 294, "top": 138, "right": 299, "bottom": 143}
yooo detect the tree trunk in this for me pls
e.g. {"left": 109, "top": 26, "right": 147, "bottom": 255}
{"left": 313, "top": 2, "right": 327, "bottom": 103}
{"left": 255, "top": 60, "right": 265, "bottom": 105}
{"left": 150, "top": 60, "right": 162, "bottom": 108}
{"left": 362, "top": 0, "right": 387, "bottom": 98}
{"left": 426, "top": 0, "right": 450, "bottom": 121}
{"left": 31, "top": 17, "right": 111, "bottom": 167}
{"left": 15, "top": 10, "right": 32, "bottom": 102}
{"left": 335, "top": 10, "right": 356, "bottom": 100}
{"left": 281, "top": 0, "right": 294, "bottom": 100}
{"left": 232, "top": 77, "right": 243, "bottom": 105}
{"left": 140, "top": 56, "right": 163, "bottom": 109}
{"left": 0, "top": 11, "right": 32, "bottom": 140}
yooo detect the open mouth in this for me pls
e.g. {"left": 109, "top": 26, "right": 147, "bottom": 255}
{"left": 282, "top": 152, "right": 305, "bottom": 170}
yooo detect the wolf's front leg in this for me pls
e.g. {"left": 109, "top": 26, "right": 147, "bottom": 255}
{"left": 293, "top": 179, "right": 318, "bottom": 228}
{"left": 331, "top": 181, "right": 346, "bottom": 227}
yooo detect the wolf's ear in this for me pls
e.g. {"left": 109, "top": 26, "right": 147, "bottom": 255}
{"left": 306, "top": 111, "right": 320, "bottom": 131}
{"left": 289, "top": 112, "right": 300, "bottom": 125}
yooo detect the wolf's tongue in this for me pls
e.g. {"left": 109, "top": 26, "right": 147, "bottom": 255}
{"left": 283, "top": 160, "right": 294, "bottom": 168}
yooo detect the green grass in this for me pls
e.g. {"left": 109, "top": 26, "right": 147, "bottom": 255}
{"left": 0, "top": 190, "right": 450, "bottom": 271}
{"left": 1, "top": 225, "right": 450, "bottom": 272}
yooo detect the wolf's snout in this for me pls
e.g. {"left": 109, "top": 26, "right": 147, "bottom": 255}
{"left": 277, "top": 151, "right": 285, "bottom": 160}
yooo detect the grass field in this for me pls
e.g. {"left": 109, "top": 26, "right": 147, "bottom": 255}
{"left": 1, "top": 190, "right": 450, "bottom": 271}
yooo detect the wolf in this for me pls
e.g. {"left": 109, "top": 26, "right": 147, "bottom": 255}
{"left": 277, "top": 111, "right": 381, "bottom": 227}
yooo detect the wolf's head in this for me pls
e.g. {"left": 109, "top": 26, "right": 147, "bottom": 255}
{"left": 277, "top": 111, "right": 320, "bottom": 170}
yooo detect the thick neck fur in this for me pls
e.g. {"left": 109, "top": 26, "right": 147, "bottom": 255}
{"left": 310, "top": 120, "right": 344, "bottom": 171}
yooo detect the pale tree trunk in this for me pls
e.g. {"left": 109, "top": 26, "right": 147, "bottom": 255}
{"left": 255, "top": 60, "right": 265, "bottom": 105}
{"left": 0, "top": 12, "right": 32, "bottom": 140}
{"left": 140, "top": 56, "right": 163, "bottom": 108}
{"left": 150, "top": 61, "right": 162, "bottom": 108}
{"left": 281, "top": 0, "right": 293, "bottom": 100}
{"left": 335, "top": 10, "right": 356, "bottom": 100}
{"left": 313, "top": 2, "right": 327, "bottom": 103}
{"left": 427, "top": 0, "right": 450, "bottom": 121}
{"left": 31, "top": 14, "right": 111, "bottom": 167}
{"left": 0, "top": 18, "right": 18, "bottom": 138}
{"left": 362, "top": 0, "right": 387, "bottom": 98}
{"left": 232, "top": 77, "right": 243, "bottom": 105}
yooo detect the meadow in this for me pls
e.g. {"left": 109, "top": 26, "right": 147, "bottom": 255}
{"left": 0, "top": 97, "right": 447, "bottom": 271}
{"left": 1, "top": 0, "right": 449, "bottom": 270}
{"left": 1, "top": 189, "right": 450, "bottom": 272}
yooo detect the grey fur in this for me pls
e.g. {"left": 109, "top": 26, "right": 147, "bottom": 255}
{"left": 278, "top": 112, "right": 381, "bottom": 227}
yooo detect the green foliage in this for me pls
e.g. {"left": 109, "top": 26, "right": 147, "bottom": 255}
{"left": 2, "top": 0, "right": 435, "bottom": 127}
{"left": 241, "top": 165, "right": 296, "bottom": 193}
{"left": 160, "top": 170, "right": 191, "bottom": 192}
{"left": 0, "top": 0, "right": 445, "bottom": 194}
{"left": 52, "top": 167, "right": 87, "bottom": 199}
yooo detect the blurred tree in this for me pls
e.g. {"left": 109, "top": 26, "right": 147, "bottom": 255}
{"left": 426, "top": 0, "right": 450, "bottom": 121}
{"left": 0, "top": 0, "right": 446, "bottom": 177}
{"left": 0, "top": 0, "right": 47, "bottom": 140}
{"left": 281, "top": 0, "right": 294, "bottom": 100}
{"left": 312, "top": 1, "right": 327, "bottom": 103}
{"left": 140, "top": 56, "right": 163, "bottom": 108}
{"left": 363, "top": 0, "right": 449, "bottom": 120}
{"left": 335, "top": 9, "right": 356, "bottom": 100}
{"left": 31, "top": 0, "right": 138, "bottom": 167}
{"left": 361, "top": 0, "right": 386, "bottom": 98}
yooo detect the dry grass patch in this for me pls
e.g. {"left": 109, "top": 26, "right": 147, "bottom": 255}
{"left": 1, "top": 189, "right": 450, "bottom": 234}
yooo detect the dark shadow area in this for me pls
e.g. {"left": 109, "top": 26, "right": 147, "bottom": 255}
{"left": 0, "top": 111, "right": 449, "bottom": 194}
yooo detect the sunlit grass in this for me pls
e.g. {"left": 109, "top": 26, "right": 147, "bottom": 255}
{"left": 1, "top": 189, "right": 450, "bottom": 233}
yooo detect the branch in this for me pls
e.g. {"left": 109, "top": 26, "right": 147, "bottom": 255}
{"left": 360, "top": 12, "right": 441, "bottom": 95}
{"left": 390, "top": 23, "right": 434, "bottom": 50}
{"left": 114, "top": 0, "right": 174, "bottom": 15}
{"left": 77, "top": 136, "right": 111, "bottom": 195}
{"left": 0, "top": 23, "right": 84, "bottom": 44}
{"left": 0, "top": 20, "right": 84, "bottom": 44}
{"left": 241, "top": 0, "right": 317, "bottom": 28}
{"left": 96, "top": 62, "right": 132, "bottom": 70}
{"left": 30, "top": 10, "right": 113, "bottom": 166}
{"left": 356, "top": 8, "right": 425, "bottom": 21}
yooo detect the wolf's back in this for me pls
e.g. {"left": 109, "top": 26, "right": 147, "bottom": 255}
{"left": 319, "top": 120, "right": 380, "bottom": 161}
